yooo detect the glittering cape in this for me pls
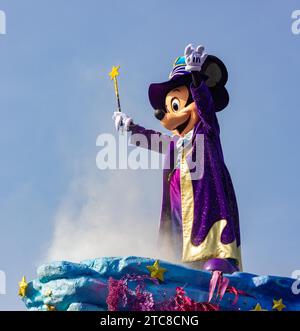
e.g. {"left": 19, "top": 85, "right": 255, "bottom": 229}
{"left": 129, "top": 81, "right": 242, "bottom": 269}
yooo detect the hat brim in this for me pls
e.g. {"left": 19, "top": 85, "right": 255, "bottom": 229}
{"left": 148, "top": 74, "right": 192, "bottom": 111}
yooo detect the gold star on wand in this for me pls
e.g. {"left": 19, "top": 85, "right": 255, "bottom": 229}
{"left": 18, "top": 276, "right": 28, "bottom": 298}
{"left": 146, "top": 260, "right": 167, "bottom": 282}
{"left": 109, "top": 65, "right": 122, "bottom": 113}
{"left": 109, "top": 65, "right": 120, "bottom": 80}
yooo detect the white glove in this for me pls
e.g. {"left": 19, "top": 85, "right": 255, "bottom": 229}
{"left": 184, "top": 44, "right": 208, "bottom": 72}
{"left": 112, "top": 111, "right": 133, "bottom": 133}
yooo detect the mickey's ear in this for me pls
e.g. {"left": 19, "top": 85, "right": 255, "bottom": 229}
{"left": 210, "top": 86, "right": 229, "bottom": 112}
{"left": 201, "top": 55, "right": 228, "bottom": 88}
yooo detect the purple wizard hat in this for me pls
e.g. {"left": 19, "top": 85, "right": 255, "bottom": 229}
{"left": 148, "top": 55, "right": 229, "bottom": 112}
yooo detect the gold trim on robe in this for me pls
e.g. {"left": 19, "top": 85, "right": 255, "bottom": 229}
{"left": 179, "top": 154, "right": 242, "bottom": 270}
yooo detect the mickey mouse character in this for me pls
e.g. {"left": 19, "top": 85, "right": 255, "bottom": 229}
{"left": 113, "top": 44, "right": 242, "bottom": 273}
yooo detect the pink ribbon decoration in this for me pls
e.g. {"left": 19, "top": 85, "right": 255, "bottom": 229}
{"left": 208, "top": 270, "right": 230, "bottom": 303}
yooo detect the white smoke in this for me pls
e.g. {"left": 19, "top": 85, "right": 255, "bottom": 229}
{"left": 46, "top": 170, "right": 164, "bottom": 263}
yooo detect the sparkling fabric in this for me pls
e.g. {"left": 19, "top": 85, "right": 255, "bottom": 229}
{"left": 130, "top": 81, "right": 241, "bottom": 262}
{"left": 169, "top": 168, "right": 183, "bottom": 257}
{"left": 188, "top": 83, "right": 240, "bottom": 247}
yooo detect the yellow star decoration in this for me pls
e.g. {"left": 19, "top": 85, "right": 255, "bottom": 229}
{"left": 273, "top": 298, "right": 286, "bottom": 311}
{"left": 18, "top": 276, "right": 28, "bottom": 298}
{"left": 46, "top": 304, "right": 56, "bottom": 311}
{"left": 251, "top": 303, "right": 268, "bottom": 311}
{"left": 146, "top": 260, "right": 167, "bottom": 282}
{"left": 109, "top": 65, "right": 120, "bottom": 80}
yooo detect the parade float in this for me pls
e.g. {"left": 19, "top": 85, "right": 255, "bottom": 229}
{"left": 19, "top": 44, "right": 300, "bottom": 311}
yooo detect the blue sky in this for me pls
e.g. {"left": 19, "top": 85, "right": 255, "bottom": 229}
{"left": 0, "top": 0, "right": 300, "bottom": 310}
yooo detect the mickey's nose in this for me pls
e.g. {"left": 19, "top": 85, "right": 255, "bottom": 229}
{"left": 154, "top": 109, "right": 166, "bottom": 120}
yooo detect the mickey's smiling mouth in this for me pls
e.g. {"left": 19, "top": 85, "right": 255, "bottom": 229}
{"left": 175, "top": 115, "right": 191, "bottom": 134}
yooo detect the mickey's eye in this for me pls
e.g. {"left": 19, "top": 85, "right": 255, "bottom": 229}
{"left": 171, "top": 98, "right": 180, "bottom": 112}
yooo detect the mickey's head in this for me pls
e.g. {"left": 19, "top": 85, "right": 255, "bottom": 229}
{"left": 148, "top": 55, "right": 229, "bottom": 136}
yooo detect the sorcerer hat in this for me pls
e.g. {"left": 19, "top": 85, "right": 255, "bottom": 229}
{"left": 148, "top": 55, "right": 229, "bottom": 112}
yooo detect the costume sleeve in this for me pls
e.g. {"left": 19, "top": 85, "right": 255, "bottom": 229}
{"left": 128, "top": 123, "right": 171, "bottom": 154}
{"left": 190, "top": 81, "right": 217, "bottom": 135}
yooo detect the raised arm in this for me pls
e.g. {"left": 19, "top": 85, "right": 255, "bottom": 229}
{"left": 190, "top": 78, "right": 216, "bottom": 133}
{"left": 184, "top": 44, "right": 217, "bottom": 134}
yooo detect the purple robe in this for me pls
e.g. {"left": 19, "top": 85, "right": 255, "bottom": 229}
{"left": 130, "top": 81, "right": 242, "bottom": 268}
